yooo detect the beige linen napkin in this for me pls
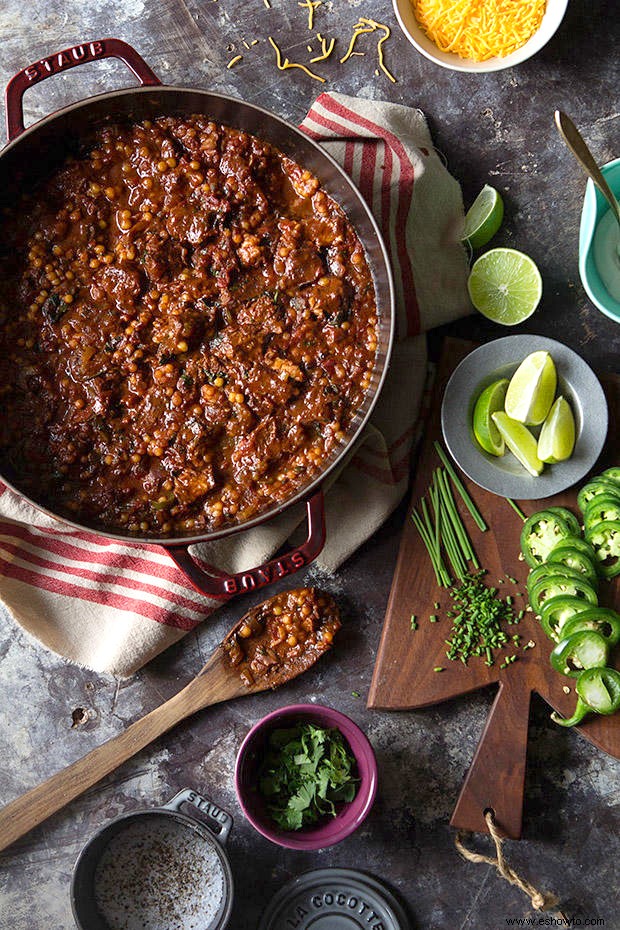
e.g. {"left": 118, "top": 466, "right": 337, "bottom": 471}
{"left": 0, "top": 92, "right": 469, "bottom": 676}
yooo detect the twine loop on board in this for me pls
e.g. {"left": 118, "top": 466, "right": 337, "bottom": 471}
{"left": 455, "top": 809, "right": 565, "bottom": 917}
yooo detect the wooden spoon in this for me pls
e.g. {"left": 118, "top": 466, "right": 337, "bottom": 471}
{"left": 0, "top": 587, "right": 340, "bottom": 854}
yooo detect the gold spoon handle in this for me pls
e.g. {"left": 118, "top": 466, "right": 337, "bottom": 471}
{"left": 555, "top": 110, "right": 620, "bottom": 229}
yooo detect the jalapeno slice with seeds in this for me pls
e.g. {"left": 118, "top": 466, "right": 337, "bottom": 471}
{"left": 546, "top": 507, "right": 581, "bottom": 537}
{"left": 585, "top": 519, "right": 620, "bottom": 579}
{"left": 561, "top": 609, "right": 620, "bottom": 647}
{"left": 601, "top": 467, "right": 620, "bottom": 485}
{"left": 577, "top": 478, "right": 620, "bottom": 514}
{"left": 550, "top": 630, "right": 609, "bottom": 677}
{"left": 520, "top": 510, "right": 573, "bottom": 568}
{"left": 529, "top": 574, "right": 598, "bottom": 614}
{"left": 539, "top": 595, "right": 596, "bottom": 642}
{"left": 551, "top": 667, "right": 620, "bottom": 727}
{"left": 547, "top": 543, "right": 599, "bottom": 585}
{"left": 584, "top": 495, "right": 620, "bottom": 532}
{"left": 527, "top": 562, "right": 591, "bottom": 597}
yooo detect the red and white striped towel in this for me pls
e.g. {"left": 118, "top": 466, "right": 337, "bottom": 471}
{"left": 0, "top": 93, "right": 469, "bottom": 677}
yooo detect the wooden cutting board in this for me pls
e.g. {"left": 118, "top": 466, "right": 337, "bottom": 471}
{"left": 368, "top": 338, "right": 620, "bottom": 839}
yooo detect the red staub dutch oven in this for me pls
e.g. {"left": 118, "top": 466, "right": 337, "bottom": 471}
{"left": 1, "top": 39, "right": 394, "bottom": 601}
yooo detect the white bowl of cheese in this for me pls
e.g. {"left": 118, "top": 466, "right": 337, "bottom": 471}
{"left": 392, "top": 0, "right": 568, "bottom": 73}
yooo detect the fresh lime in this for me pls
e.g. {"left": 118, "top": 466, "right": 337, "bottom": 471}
{"left": 461, "top": 185, "right": 504, "bottom": 249}
{"left": 467, "top": 248, "right": 543, "bottom": 325}
{"left": 537, "top": 396, "right": 576, "bottom": 463}
{"left": 472, "top": 378, "right": 509, "bottom": 456}
{"left": 491, "top": 412, "right": 544, "bottom": 477}
{"left": 504, "top": 351, "right": 557, "bottom": 426}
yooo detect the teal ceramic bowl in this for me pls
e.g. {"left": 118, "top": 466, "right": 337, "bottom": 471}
{"left": 579, "top": 157, "right": 620, "bottom": 323}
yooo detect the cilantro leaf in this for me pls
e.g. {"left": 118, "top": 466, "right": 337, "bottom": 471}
{"left": 257, "top": 723, "right": 359, "bottom": 831}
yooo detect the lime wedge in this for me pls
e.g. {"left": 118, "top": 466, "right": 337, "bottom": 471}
{"left": 472, "top": 378, "right": 509, "bottom": 456}
{"left": 461, "top": 185, "right": 504, "bottom": 249}
{"left": 467, "top": 248, "right": 543, "bottom": 325}
{"left": 491, "top": 412, "right": 544, "bottom": 477}
{"left": 504, "top": 351, "right": 557, "bottom": 426}
{"left": 537, "top": 396, "right": 576, "bottom": 463}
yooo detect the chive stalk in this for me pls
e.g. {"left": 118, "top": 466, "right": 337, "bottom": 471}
{"left": 433, "top": 441, "right": 487, "bottom": 531}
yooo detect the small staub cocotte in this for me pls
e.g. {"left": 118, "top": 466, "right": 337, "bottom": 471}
{"left": 472, "top": 350, "right": 576, "bottom": 476}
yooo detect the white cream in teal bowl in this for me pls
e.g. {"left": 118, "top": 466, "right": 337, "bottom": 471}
{"left": 579, "top": 157, "right": 620, "bottom": 324}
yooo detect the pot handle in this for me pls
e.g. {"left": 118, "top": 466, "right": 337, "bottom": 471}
{"left": 5, "top": 38, "right": 160, "bottom": 140}
{"left": 163, "top": 788, "right": 233, "bottom": 845}
{"left": 167, "top": 489, "right": 326, "bottom": 599}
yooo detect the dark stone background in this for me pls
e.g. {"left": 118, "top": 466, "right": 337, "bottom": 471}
{"left": 0, "top": 2, "right": 618, "bottom": 928}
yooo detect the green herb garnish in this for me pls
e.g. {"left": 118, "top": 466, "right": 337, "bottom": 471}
{"left": 258, "top": 723, "right": 359, "bottom": 831}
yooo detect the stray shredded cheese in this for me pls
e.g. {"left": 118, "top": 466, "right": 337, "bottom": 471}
{"left": 263, "top": 0, "right": 271, "bottom": 8}
{"left": 268, "top": 36, "right": 326, "bottom": 81}
{"left": 227, "top": 55, "right": 243, "bottom": 68}
{"left": 341, "top": 17, "right": 396, "bottom": 82}
{"left": 411, "top": 0, "right": 546, "bottom": 61}
{"left": 310, "top": 34, "right": 335, "bottom": 62}
{"left": 299, "top": 0, "right": 322, "bottom": 31}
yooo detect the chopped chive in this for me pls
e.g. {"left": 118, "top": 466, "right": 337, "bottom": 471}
{"left": 506, "top": 595, "right": 513, "bottom": 605}
{"left": 429, "top": 614, "right": 437, "bottom": 623}
{"left": 507, "top": 575, "right": 517, "bottom": 584}
{"left": 433, "top": 666, "right": 445, "bottom": 673}
{"left": 506, "top": 498, "right": 527, "bottom": 522}
{"left": 434, "top": 441, "right": 487, "bottom": 531}
{"left": 518, "top": 609, "right": 525, "bottom": 619}
{"left": 352, "top": 691, "right": 360, "bottom": 698}
{"left": 434, "top": 602, "right": 440, "bottom": 610}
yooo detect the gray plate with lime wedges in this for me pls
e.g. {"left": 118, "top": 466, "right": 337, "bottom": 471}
{"left": 441, "top": 335, "right": 608, "bottom": 500}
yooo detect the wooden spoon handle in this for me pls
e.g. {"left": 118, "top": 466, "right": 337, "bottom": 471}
{"left": 450, "top": 681, "right": 531, "bottom": 839}
{"left": 0, "top": 681, "right": 210, "bottom": 854}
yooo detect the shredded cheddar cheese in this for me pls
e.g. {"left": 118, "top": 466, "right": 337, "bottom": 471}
{"left": 299, "top": 0, "right": 322, "bottom": 30}
{"left": 310, "top": 34, "right": 335, "bottom": 62}
{"left": 268, "top": 36, "right": 326, "bottom": 81}
{"left": 341, "top": 18, "right": 396, "bottom": 82}
{"left": 227, "top": 55, "right": 243, "bottom": 68}
{"left": 411, "top": 0, "right": 547, "bottom": 61}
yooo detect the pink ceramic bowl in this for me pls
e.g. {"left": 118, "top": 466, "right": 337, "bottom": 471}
{"left": 234, "top": 703, "right": 377, "bottom": 850}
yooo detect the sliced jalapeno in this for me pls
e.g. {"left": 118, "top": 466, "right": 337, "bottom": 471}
{"left": 585, "top": 519, "right": 620, "bottom": 579}
{"left": 550, "top": 631, "right": 609, "bottom": 677}
{"left": 539, "top": 595, "right": 596, "bottom": 641}
{"left": 547, "top": 544, "right": 598, "bottom": 585}
{"left": 601, "top": 467, "right": 620, "bottom": 485}
{"left": 552, "top": 667, "right": 620, "bottom": 727}
{"left": 577, "top": 478, "right": 620, "bottom": 514}
{"left": 584, "top": 495, "right": 620, "bottom": 532}
{"left": 529, "top": 574, "right": 598, "bottom": 614}
{"left": 527, "top": 562, "right": 591, "bottom": 597}
{"left": 561, "top": 608, "right": 620, "bottom": 647}
{"left": 546, "top": 507, "right": 581, "bottom": 536}
{"left": 520, "top": 510, "right": 572, "bottom": 568}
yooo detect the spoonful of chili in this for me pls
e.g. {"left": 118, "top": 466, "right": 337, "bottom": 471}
{"left": 0, "top": 587, "right": 340, "bottom": 854}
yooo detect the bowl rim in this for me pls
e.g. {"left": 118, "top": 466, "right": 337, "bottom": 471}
{"left": 578, "top": 156, "right": 620, "bottom": 323}
{"left": 440, "top": 334, "right": 608, "bottom": 500}
{"left": 234, "top": 702, "right": 377, "bottom": 850}
{"left": 391, "top": 0, "right": 569, "bottom": 73}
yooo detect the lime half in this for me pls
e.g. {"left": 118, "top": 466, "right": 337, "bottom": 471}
{"left": 467, "top": 248, "right": 543, "bottom": 325}
{"left": 538, "top": 396, "right": 576, "bottom": 463}
{"left": 472, "top": 378, "right": 509, "bottom": 456}
{"left": 504, "top": 351, "right": 557, "bottom": 426}
{"left": 461, "top": 185, "right": 504, "bottom": 249}
{"left": 491, "top": 412, "right": 544, "bottom": 477}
